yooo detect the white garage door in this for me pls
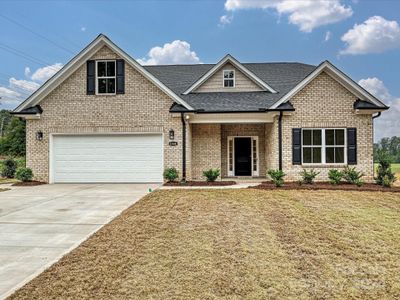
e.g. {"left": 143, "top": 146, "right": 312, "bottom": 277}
{"left": 51, "top": 134, "right": 163, "bottom": 183}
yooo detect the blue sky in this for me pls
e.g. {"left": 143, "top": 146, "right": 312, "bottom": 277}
{"left": 0, "top": 0, "right": 399, "bottom": 140}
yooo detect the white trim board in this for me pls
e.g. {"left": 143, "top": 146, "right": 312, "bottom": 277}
{"left": 14, "top": 34, "right": 194, "bottom": 113}
{"left": 183, "top": 54, "right": 277, "bottom": 95}
{"left": 227, "top": 136, "right": 259, "bottom": 177}
{"left": 270, "top": 60, "right": 388, "bottom": 109}
{"left": 186, "top": 112, "right": 278, "bottom": 124}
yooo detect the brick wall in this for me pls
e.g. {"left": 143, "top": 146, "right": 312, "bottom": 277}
{"left": 265, "top": 121, "right": 279, "bottom": 173}
{"left": 281, "top": 71, "right": 374, "bottom": 182}
{"left": 26, "top": 45, "right": 183, "bottom": 182}
{"left": 191, "top": 124, "right": 221, "bottom": 180}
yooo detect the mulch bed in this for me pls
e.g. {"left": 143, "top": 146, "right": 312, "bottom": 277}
{"left": 12, "top": 181, "right": 47, "bottom": 187}
{"left": 164, "top": 181, "right": 236, "bottom": 186}
{"left": 251, "top": 181, "right": 400, "bottom": 192}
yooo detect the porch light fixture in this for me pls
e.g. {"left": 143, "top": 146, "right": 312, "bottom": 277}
{"left": 169, "top": 129, "right": 175, "bottom": 140}
{"left": 36, "top": 131, "right": 43, "bottom": 141}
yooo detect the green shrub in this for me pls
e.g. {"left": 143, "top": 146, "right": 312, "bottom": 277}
{"left": 299, "top": 169, "right": 319, "bottom": 184}
{"left": 343, "top": 167, "right": 364, "bottom": 185}
{"left": 15, "top": 167, "right": 33, "bottom": 182}
{"left": 355, "top": 179, "right": 365, "bottom": 187}
{"left": 15, "top": 157, "right": 26, "bottom": 168}
{"left": 375, "top": 153, "right": 396, "bottom": 187}
{"left": 267, "top": 169, "right": 286, "bottom": 187}
{"left": 328, "top": 169, "right": 343, "bottom": 185}
{"left": 1, "top": 158, "right": 17, "bottom": 178}
{"left": 163, "top": 167, "right": 179, "bottom": 182}
{"left": 382, "top": 176, "right": 394, "bottom": 188}
{"left": 203, "top": 168, "right": 220, "bottom": 182}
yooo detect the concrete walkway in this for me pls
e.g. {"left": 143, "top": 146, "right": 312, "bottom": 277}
{"left": 0, "top": 183, "right": 159, "bottom": 299}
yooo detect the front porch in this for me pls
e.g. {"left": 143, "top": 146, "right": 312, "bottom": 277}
{"left": 187, "top": 123, "right": 279, "bottom": 181}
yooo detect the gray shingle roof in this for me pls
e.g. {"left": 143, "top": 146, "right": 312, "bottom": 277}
{"left": 144, "top": 62, "right": 316, "bottom": 112}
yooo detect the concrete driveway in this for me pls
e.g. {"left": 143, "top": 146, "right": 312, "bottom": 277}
{"left": 0, "top": 183, "right": 159, "bottom": 299}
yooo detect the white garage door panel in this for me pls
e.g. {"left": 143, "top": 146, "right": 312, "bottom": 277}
{"left": 52, "top": 135, "right": 163, "bottom": 183}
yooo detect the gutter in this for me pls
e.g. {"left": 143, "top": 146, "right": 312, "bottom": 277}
{"left": 278, "top": 111, "right": 283, "bottom": 171}
{"left": 187, "top": 108, "right": 295, "bottom": 114}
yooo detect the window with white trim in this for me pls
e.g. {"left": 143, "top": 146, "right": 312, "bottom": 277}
{"left": 302, "top": 129, "right": 346, "bottom": 164}
{"left": 96, "top": 60, "right": 116, "bottom": 94}
{"left": 325, "top": 129, "right": 345, "bottom": 163}
{"left": 223, "top": 70, "right": 235, "bottom": 87}
{"left": 252, "top": 138, "right": 258, "bottom": 172}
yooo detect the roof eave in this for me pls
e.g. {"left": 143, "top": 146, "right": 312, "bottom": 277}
{"left": 269, "top": 60, "right": 388, "bottom": 110}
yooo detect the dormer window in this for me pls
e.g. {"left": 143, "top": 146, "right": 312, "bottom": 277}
{"left": 96, "top": 60, "right": 116, "bottom": 94}
{"left": 223, "top": 70, "right": 235, "bottom": 88}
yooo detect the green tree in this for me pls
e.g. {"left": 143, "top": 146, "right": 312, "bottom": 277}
{"left": 0, "top": 117, "right": 26, "bottom": 157}
{"left": 374, "top": 136, "right": 400, "bottom": 163}
{"left": 0, "top": 110, "right": 12, "bottom": 137}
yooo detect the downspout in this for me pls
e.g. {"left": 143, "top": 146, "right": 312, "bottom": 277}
{"left": 371, "top": 112, "right": 381, "bottom": 174}
{"left": 278, "top": 111, "right": 283, "bottom": 171}
{"left": 372, "top": 112, "right": 381, "bottom": 119}
{"left": 181, "top": 113, "right": 186, "bottom": 182}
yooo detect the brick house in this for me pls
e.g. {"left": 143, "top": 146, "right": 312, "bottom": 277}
{"left": 13, "top": 35, "right": 388, "bottom": 183}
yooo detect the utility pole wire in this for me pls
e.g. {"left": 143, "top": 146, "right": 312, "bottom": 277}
{"left": 0, "top": 14, "right": 75, "bottom": 55}
{"left": 0, "top": 42, "right": 62, "bottom": 72}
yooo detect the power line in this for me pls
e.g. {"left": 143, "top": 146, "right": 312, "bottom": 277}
{"left": 0, "top": 83, "right": 33, "bottom": 97}
{"left": 0, "top": 42, "right": 62, "bottom": 72}
{"left": 0, "top": 76, "right": 37, "bottom": 96}
{"left": 3, "top": 11, "right": 82, "bottom": 50}
{"left": 0, "top": 13, "right": 76, "bottom": 55}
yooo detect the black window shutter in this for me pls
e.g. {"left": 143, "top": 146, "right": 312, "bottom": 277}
{"left": 347, "top": 128, "right": 357, "bottom": 165}
{"left": 116, "top": 59, "right": 125, "bottom": 94}
{"left": 87, "top": 60, "right": 95, "bottom": 95}
{"left": 292, "top": 128, "right": 302, "bottom": 165}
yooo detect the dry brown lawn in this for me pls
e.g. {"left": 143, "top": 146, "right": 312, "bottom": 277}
{"left": 9, "top": 189, "right": 400, "bottom": 300}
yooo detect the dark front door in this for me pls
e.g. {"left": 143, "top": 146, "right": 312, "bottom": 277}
{"left": 234, "top": 137, "right": 252, "bottom": 176}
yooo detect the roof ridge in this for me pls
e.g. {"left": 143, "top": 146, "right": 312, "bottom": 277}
{"left": 143, "top": 63, "right": 215, "bottom": 67}
{"left": 143, "top": 62, "right": 317, "bottom": 67}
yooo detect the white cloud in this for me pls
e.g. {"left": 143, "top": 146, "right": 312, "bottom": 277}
{"left": 325, "top": 30, "right": 332, "bottom": 42}
{"left": 137, "top": 40, "right": 201, "bottom": 65}
{"left": 81, "top": 27, "right": 86, "bottom": 32}
{"left": 24, "top": 67, "right": 31, "bottom": 77}
{"left": 358, "top": 77, "right": 400, "bottom": 140}
{"left": 219, "top": 14, "right": 233, "bottom": 27}
{"left": 358, "top": 77, "right": 390, "bottom": 102}
{"left": 341, "top": 16, "right": 400, "bottom": 55}
{"left": 30, "top": 63, "right": 63, "bottom": 82}
{"left": 0, "top": 63, "right": 63, "bottom": 110}
{"left": 224, "top": 0, "right": 353, "bottom": 32}
{"left": 0, "top": 87, "right": 22, "bottom": 107}
{"left": 9, "top": 78, "right": 40, "bottom": 93}
{"left": 0, "top": 86, "right": 20, "bottom": 98}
